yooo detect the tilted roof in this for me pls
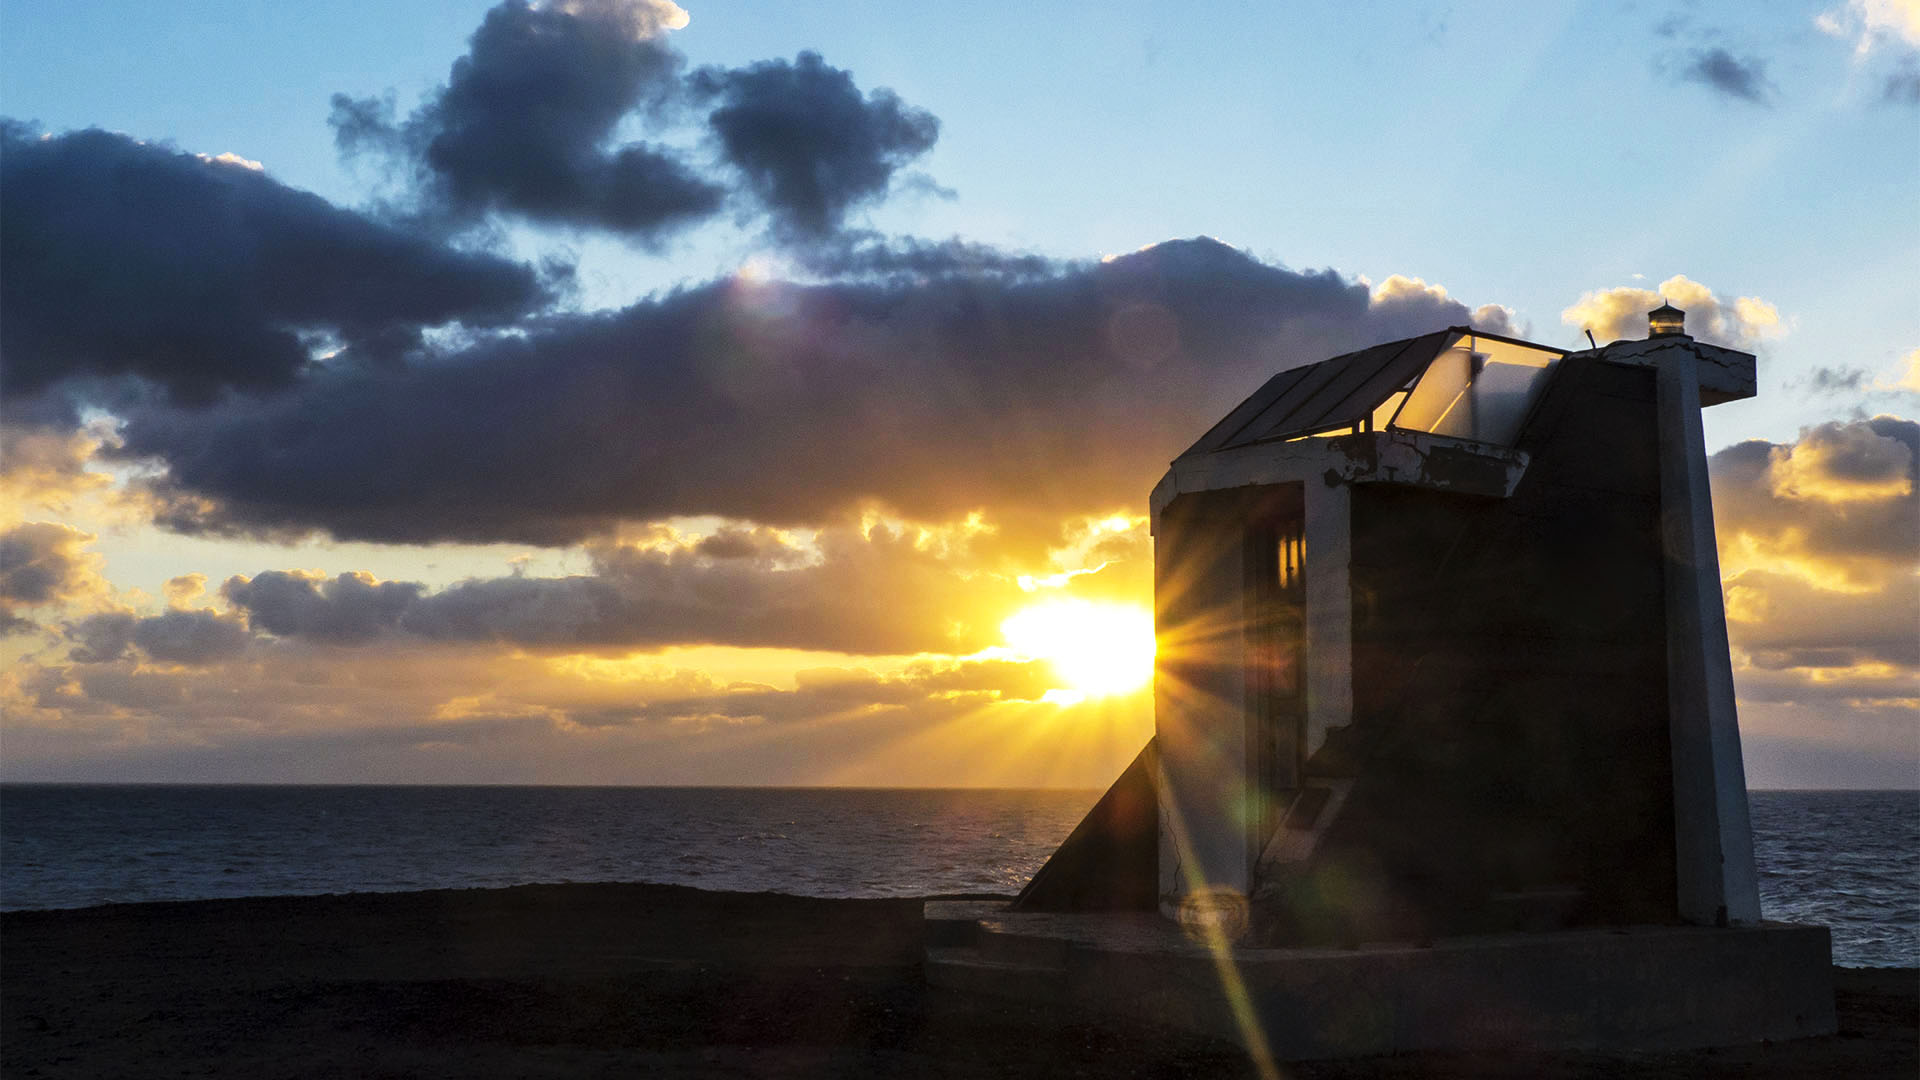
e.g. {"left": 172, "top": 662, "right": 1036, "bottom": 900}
{"left": 1180, "top": 326, "right": 1573, "bottom": 459}
{"left": 1181, "top": 330, "right": 1452, "bottom": 457}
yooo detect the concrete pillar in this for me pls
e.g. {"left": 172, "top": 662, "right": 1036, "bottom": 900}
{"left": 1655, "top": 345, "right": 1762, "bottom": 926}
{"left": 1303, "top": 480, "right": 1353, "bottom": 759}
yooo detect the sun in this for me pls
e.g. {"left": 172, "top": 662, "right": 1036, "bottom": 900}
{"left": 1000, "top": 599, "right": 1156, "bottom": 703}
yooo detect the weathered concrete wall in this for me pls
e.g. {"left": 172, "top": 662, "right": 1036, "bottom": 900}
{"left": 1151, "top": 428, "right": 1527, "bottom": 520}
{"left": 1152, "top": 431, "right": 1534, "bottom": 915}
{"left": 1257, "top": 354, "right": 1681, "bottom": 944}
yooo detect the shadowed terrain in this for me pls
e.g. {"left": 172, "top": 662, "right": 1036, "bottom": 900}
{"left": 2, "top": 883, "right": 1912, "bottom": 1078}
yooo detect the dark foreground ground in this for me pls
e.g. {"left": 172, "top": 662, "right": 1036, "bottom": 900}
{"left": 2, "top": 883, "right": 1913, "bottom": 1079}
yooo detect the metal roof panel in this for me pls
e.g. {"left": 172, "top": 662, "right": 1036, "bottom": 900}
{"left": 1181, "top": 329, "right": 1456, "bottom": 458}
{"left": 1247, "top": 332, "right": 1445, "bottom": 440}
{"left": 1181, "top": 364, "right": 1317, "bottom": 457}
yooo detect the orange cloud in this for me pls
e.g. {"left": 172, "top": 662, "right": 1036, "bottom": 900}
{"left": 0, "top": 425, "right": 115, "bottom": 525}
{"left": 1711, "top": 417, "right": 1918, "bottom": 762}
{"left": 1713, "top": 417, "right": 1917, "bottom": 591}
{"left": 1766, "top": 422, "right": 1914, "bottom": 504}
{"left": 0, "top": 630, "right": 1148, "bottom": 786}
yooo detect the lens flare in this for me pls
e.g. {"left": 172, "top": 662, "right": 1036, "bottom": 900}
{"left": 1000, "top": 599, "right": 1155, "bottom": 699}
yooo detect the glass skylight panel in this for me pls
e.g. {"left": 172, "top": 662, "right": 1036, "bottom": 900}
{"left": 1386, "top": 334, "right": 1560, "bottom": 445}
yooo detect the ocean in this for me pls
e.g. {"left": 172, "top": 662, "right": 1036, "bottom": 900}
{"left": 2, "top": 785, "right": 1912, "bottom": 967}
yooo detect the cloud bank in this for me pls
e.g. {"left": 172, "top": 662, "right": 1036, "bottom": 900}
{"left": 688, "top": 51, "right": 940, "bottom": 238}
{"left": 103, "top": 239, "right": 1489, "bottom": 547}
{"left": 330, "top": 0, "right": 719, "bottom": 238}
{"left": 211, "top": 517, "right": 1027, "bottom": 656}
{"left": 1711, "top": 416, "right": 1919, "bottom": 785}
{"left": 0, "top": 123, "right": 550, "bottom": 405}
{"left": 0, "top": 522, "right": 108, "bottom": 634}
{"left": 331, "top": 1, "right": 939, "bottom": 243}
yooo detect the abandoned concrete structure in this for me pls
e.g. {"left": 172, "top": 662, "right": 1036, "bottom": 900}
{"left": 927, "top": 305, "right": 1835, "bottom": 1059}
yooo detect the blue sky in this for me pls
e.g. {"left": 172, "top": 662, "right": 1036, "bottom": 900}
{"left": 9, "top": 0, "right": 1914, "bottom": 439}
{"left": 2, "top": 0, "right": 1915, "bottom": 787}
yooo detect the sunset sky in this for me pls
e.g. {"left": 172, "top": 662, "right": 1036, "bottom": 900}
{"left": 3, "top": 0, "right": 1915, "bottom": 788}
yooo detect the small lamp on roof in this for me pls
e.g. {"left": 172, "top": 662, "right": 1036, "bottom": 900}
{"left": 1648, "top": 300, "right": 1687, "bottom": 338}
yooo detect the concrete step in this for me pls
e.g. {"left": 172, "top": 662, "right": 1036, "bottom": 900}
{"left": 924, "top": 945, "right": 1067, "bottom": 1002}
{"left": 976, "top": 926, "right": 1072, "bottom": 969}
{"left": 923, "top": 899, "right": 1006, "bottom": 947}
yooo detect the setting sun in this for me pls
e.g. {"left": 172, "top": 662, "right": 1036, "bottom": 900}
{"left": 1000, "top": 599, "right": 1157, "bottom": 703}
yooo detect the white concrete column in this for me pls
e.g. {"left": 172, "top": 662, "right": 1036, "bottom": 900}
{"left": 1303, "top": 480, "right": 1353, "bottom": 758}
{"left": 1655, "top": 346, "right": 1762, "bottom": 926}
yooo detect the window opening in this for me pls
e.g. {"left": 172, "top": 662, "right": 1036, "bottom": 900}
{"left": 1249, "top": 517, "right": 1307, "bottom": 862}
{"left": 1370, "top": 388, "right": 1410, "bottom": 432}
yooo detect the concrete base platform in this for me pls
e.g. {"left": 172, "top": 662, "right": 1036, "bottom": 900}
{"left": 925, "top": 901, "right": 1836, "bottom": 1061}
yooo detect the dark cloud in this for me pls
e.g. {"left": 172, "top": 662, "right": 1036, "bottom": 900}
{"left": 331, "top": 0, "right": 722, "bottom": 237}
{"left": 331, "top": 5, "right": 937, "bottom": 243}
{"left": 1668, "top": 47, "right": 1775, "bottom": 105}
{"left": 1792, "top": 419, "right": 1916, "bottom": 489}
{"left": 793, "top": 233, "right": 1058, "bottom": 280}
{"left": 689, "top": 51, "right": 940, "bottom": 238}
{"left": 64, "top": 614, "right": 141, "bottom": 663}
{"left": 1885, "top": 61, "right": 1920, "bottom": 106}
{"left": 1806, "top": 366, "right": 1870, "bottom": 394}
{"left": 221, "top": 571, "right": 424, "bottom": 645}
{"left": 0, "top": 523, "right": 87, "bottom": 607}
{"left": 0, "top": 122, "right": 550, "bottom": 404}
{"left": 694, "top": 527, "right": 773, "bottom": 559}
{"left": 67, "top": 609, "right": 250, "bottom": 665}
{"left": 4, "top": 3, "right": 956, "bottom": 412}
{"left": 0, "top": 522, "right": 101, "bottom": 633}
{"left": 113, "top": 238, "right": 1480, "bottom": 546}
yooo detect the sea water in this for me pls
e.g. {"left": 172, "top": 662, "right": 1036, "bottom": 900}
{"left": 1749, "top": 789, "right": 1917, "bottom": 968}
{"left": 2, "top": 785, "right": 1913, "bottom": 967}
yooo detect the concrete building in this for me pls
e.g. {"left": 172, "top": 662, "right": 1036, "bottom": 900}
{"left": 930, "top": 305, "right": 1834, "bottom": 1059}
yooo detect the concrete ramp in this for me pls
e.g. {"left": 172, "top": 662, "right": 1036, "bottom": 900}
{"left": 1012, "top": 739, "right": 1158, "bottom": 911}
